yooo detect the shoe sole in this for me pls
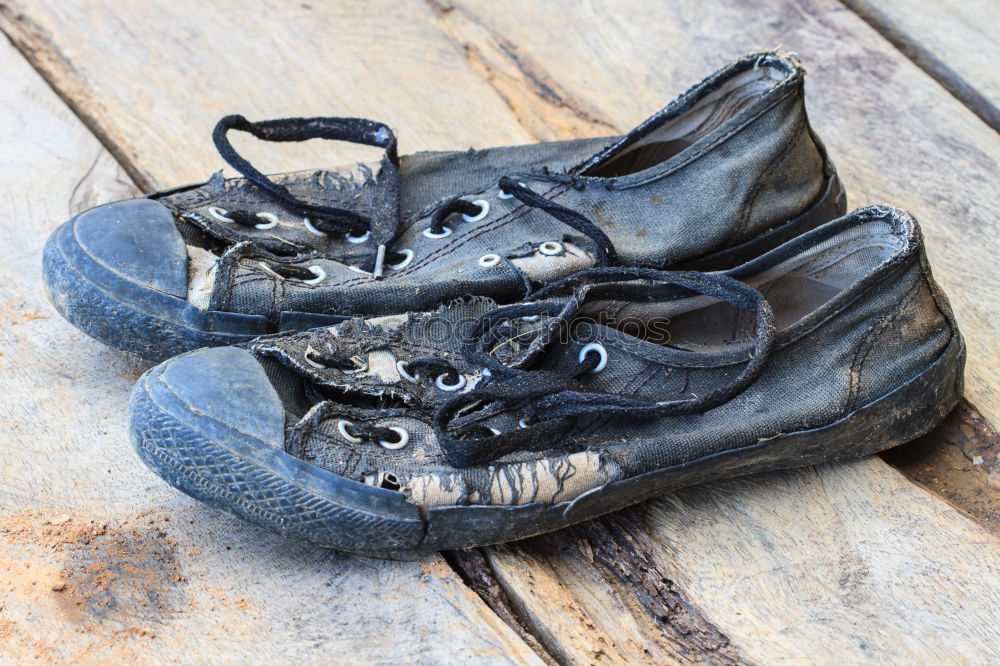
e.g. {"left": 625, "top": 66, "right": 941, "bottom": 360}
{"left": 44, "top": 171, "right": 844, "bottom": 362}
{"left": 129, "top": 331, "right": 964, "bottom": 557}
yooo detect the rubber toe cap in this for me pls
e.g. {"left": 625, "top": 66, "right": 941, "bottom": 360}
{"left": 74, "top": 199, "right": 188, "bottom": 297}
{"left": 159, "top": 346, "right": 285, "bottom": 449}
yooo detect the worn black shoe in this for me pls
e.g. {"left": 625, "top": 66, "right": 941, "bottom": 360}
{"left": 46, "top": 51, "right": 843, "bottom": 361}
{"left": 128, "top": 206, "right": 963, "bottom": 556}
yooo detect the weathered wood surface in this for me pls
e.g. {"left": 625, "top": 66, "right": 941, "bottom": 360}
{"left": 0, "top": 38, "right": 541, "bottom": 664}
{"left": 0, "top": 0, "right": 534, "bottom": 191}
{"left": 479, "top": 457, "right": 1000, "bottom": 664}
{"left": 842, "top": 0, "right": 1000, "bottom": 131}
{"left": 1, "top": 0, "right": 999, "bottom": 663}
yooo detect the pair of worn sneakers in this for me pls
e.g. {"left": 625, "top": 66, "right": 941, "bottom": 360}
{"left": 44, "top": 52, "right": 964, "bottom": 557}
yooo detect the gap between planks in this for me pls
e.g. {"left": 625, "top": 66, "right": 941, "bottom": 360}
{"left": 838, "top": 0, "right": 1000, "bottom": 134}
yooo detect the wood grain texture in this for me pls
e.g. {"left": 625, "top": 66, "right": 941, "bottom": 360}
{"left": 423, "top": 1, "right": 1000, "bottom": 661}
{"left": 841, "top": 0, "right": 1000, "bottom": 131}
{"left": 8, "top": 0, "right": 994, "bottom": 423}
{"left": 1, "top": 0, "right": 999, "bottom": 663}
{"left": 0, "top": 0, "right": 536, "bottom": 190}
{"left": 481, "top": 453, "right": 1000, "bottom": 665}
{"left": 0, "top": 38, "right": 541, "bottom": 665}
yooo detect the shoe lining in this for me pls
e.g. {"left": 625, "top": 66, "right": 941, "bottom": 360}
{"left": 586, "top": 221, "right": 906, "bottom": 351}
{"left": 586, "top": 66, "right": 786, "bottom": 178}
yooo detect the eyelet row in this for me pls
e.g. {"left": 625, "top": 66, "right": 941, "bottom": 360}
{"left": 337, "top": 419, "right": 409, "bottom": 450}
{"left": 396, "top": 360, "right": 470, "bottom": 392}
{"left": 210, "top": 207, "right": 374, "bottom": 243}
{"left": 209, "top": 206, "right": 279, "bottom": 230}
{"left": 366, "top": 182, "right": 529, "bottom": 273}
{"left": 476, "top": 241, "right": 564, "bottom": 270}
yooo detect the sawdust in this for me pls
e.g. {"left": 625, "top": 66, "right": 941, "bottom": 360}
{"left": 0, "top": 509, "right": 185, "bottom": 662}
{"left": 0, "top": 507, "right": 275, "bottom": 662}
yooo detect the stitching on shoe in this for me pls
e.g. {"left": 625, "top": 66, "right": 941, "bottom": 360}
{"left": 846, "top": 265, "right": 924, "bottom": 413}
{"left": 738, "top": 108, "right": 808, "bottom": 238}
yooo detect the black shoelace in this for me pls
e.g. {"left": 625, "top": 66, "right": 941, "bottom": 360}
{"left": 432, "top": 267, "right": 776, "bottom": 467}
{"left": 212, "top": 116, "right": 620, "bottom": 279}
{"left": 213, "top": 114, "right": 400, "bottom": 272}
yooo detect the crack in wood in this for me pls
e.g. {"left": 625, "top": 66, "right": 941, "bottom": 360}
{"left": 423, "top": 0, "right": 620, "bottom": 142}
{"left": 569, "top": 513, "right": 749, "bottom": 665}
{"left": 882, "top": 399, "right": 1000, "bottom": 535}
{"left": 0, "top": 2, "right": 155, "bottom": 191}
{"left": 443, "top": 548, "right": 560, "bottom": 666}
{"left": 839, "top": 0, "right": 1000, "bottom": 133}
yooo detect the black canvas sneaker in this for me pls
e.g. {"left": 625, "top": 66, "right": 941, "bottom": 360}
{"left": 45, "top": 51, "right": 843, "bottom": 361}
{"left": 128, "top": 206, "right": 963, "bottom": 556}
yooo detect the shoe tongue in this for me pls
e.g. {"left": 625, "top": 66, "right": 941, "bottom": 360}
{"left": 365, "top": 153, "right": 402, "bottom": 248}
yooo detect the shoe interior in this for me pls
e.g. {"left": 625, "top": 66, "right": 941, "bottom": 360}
{"left": 585, "top": 62, "right": 788, "bottom": 178}
{"left": 585, "top": 219, "right": 907, "bottom": 351}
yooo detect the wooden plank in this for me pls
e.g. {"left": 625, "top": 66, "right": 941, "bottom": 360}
{"left": 479, "top": 457, "right": 1000, "bottom": 665}
{"left": 418, "top": 2, "right": 1000, "bottom": 660}
{"left": 0, "top": 37, "right": 542, "bottom": 664}
{"left": 841, "top": 0, "right": 1000, "bottom": 132}
{"left": 3, "top": 0, "right": 1000, "bottom": 662}
{"left": 0, "top": 1, "right": 536, "bottom": 190}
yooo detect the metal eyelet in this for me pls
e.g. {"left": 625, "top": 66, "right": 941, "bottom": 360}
{"left": 497, "top": 182, "right": 526, "bottom": 199}
{"left": 347, "top": 230, "right": 371, "bottom": 244}
{"left": 379, "top": 427, "right": 410, "bottom": 450}
{"left": 303, "top": 266, "right": 326, "bottom": 285}
{"left": 462, "top": 200, "right": 490, "bottom": 223}
{"left": 435, "top": 373, "right": 467, "bottom": 391}
{"left": 254, "top": 212, "right": 279, "bottom": 230}
{"left": 478, "top": 254, "right": 502, "bottom": 268}
{"left": 303, "top": 217, "right": 327, "bottom": 236}
{"left": 539, "top": 241, "right": 563, "bottom": 256}
{"left": 520, "top": 315, "right": 540, "bottom": 322}
{"left": 304, "top": 348, "right": 366, "bottom": 373}
{"left": 388, "top": 249, "right": 414, "bottom": 270}
{"left": 423, "top": 226, "right": 453, "bottom": 239}
{"left": 337, "top": 420, "right": 362, "bottom": 444}
{"left": 518, "top": 418, "right": 531, "bottom": 429}
{"left": 578, "top": 342, "right": 608, "bottom": 373}
{"left": 303, "top": 345, "right": 326, "bottom": 369}
{"left": 208, "top": 206, "right": 233, "bottom": 222}
{"left": 396, "top": 360, "right": 421, "bottom": 382}
{"left": 487, "top": 426, "right": 501, "bottom": 435}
